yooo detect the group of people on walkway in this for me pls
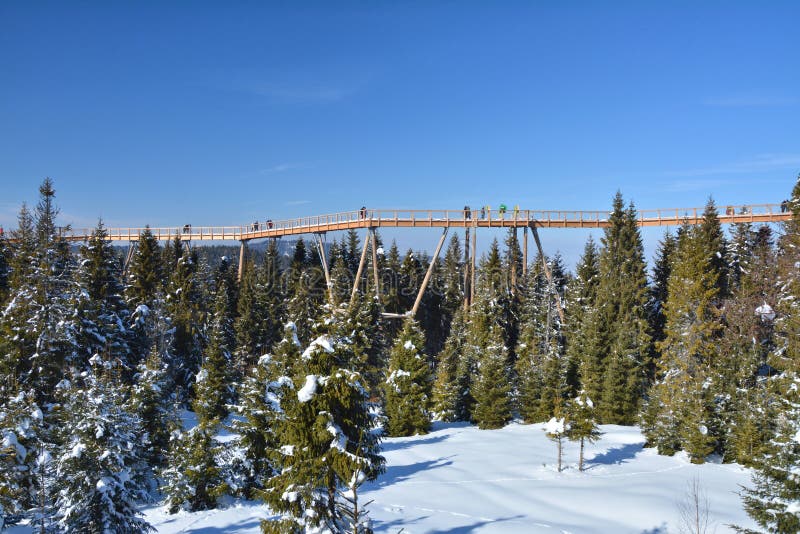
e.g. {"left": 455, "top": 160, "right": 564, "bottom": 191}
{"left": 463, "top": 204, "right": 521, "bottom": 220}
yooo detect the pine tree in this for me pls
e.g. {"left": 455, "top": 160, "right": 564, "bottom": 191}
{"left": 544, "top": 415, "right": 569, "bottom": 473}
{"left": 643, "top": 225, "right": 720, "bottom": 462}
{"left": 564, "top": 236, "right": 600, "bottom": 396}
{"left": 383, "top": 318, "right": 432, "bottom": 436}
{"left": 565, "top": 391, "right": 602, "bottom": 471}
{"left": 73, "top": 220, "right": 135, "bottom": 379}
{"left": 261, "top": 312, "right": 384, "bottom": 532}
{"left": 53, "top": 363, "right": 153, "bottom": 533}
{"left": 472, "top": 324, "right": 513, "bottom": 429}
{"left": 165, "top": 248, "right": 207, "bottom": 397}
{"left": 194, "top": 289, "right": 234, "bottom": 422}
{"left": 230, "top": 323, "right": 299, "bottom": 499}
{"left": 128, "top": 342, "right": 177, "bottom": 472}
{"left": 592, "top": 193, "right": 651, "bottom": 424}
{"left": 431, "top": 309, "right": 468, "bottom": 422}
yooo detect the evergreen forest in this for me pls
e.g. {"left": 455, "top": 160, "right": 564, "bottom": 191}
{"left": 1, "top": 177, "right": 799, "bottom": 533}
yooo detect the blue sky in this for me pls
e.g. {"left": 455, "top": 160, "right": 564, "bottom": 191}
{"left": 1, "top": 1, "right": 798, "bottom": 267}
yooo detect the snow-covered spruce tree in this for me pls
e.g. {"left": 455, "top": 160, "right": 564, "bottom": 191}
{"left": 544, "top": 414, "right": 569, "bottom": 473}
{"left": 194, "top": 288, "right": 234, "bottom": 422}
{"left": 165, "top": 247, "right": 207, "bottom": 398}
{"left": 160, "top": 417, "right": 226, "bottom": 513}
{"left": 228, "top": 322, "right": 299, "bottom": 498}
{"left": 383, "top": 318, "right": 432, "bottom": 436}
{"left": 0, "top": 235, "right": 9, "bottom": 306}
{"left": 564, "top": 236, "right": 600, "bottom": 396}
{"left": 261, "top": 312, "right": 384, "bottom": 533}
{"left": 128, "top": 341, "right": 178, "bottom": 473}
{"left": 344, "top": 293, "right": 388, "bottom": 399}
{"left": 642, "top": 225, "right": 720, "bottom": 462}
{"left": 516, "top": 253, "right": 567, "bottom": 423}
{"left": 472, "top": 324, "right": 513, "bottom": 430}
{"left": 0, "top": 390, "right": 46, "bottom": 525}
{"left": 73, "top": 220, "right": 135, "bottom": 380}
{"left": 565, "top": 391, "right": 602, "bottom": 472}
{"left": 647, "top": 231, "right": 676, "bottom": 380}
{"left": 53, "top": 361, "right": 153, "bottom": 533}
{"left": 431, "top": 308, "right": 468, "bottom": 422}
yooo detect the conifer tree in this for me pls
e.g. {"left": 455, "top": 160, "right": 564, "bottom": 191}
{"left": 544, "top": 415, "right": 569, "bottom": 473}
{"left": 166, "top": 248, "right": 207, "bottom": 396}
{"left": 129, "top": 342, "right": 177, "bottom": 472}
{"left": 591, "top": 193, "right": 651, "bottom": 424}
{"left": 73, "top": 220, "right": 135, "bottom": 378}
{"left": 261, "top": 312, "right": 384, "bottom": 532}
{"left": 383, "top": 318, "right": 432, "bottom": 436}
{"left": 230, "top": 323, "right": 300, "bottom": 498}
{"left": 564, "top": 236, "right": 600, "bottom": 396}
{"left": 565, "top": 391, "right": 602, "bottom": 471}
{"left": 431, "top": 309, "right": 468, "bottom": 422}
{"left": 194, "top": 289, "right": 234, "bottom": 422}
{"left": 53, "top": 361, "right": 153, "bottom": 533}
{"left": 643, "top": 225, "right": 721, "bottom": 462}
{"left": 472, "top": 325, "right": 513, "bottom": 429}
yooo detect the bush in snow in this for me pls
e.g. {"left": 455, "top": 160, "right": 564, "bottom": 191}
{"left": 565, "top": 391, "right": 602, "bottom": 471}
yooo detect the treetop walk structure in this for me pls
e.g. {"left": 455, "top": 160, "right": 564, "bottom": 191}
{"left": 8, "top": 203, "right": 790, "bottom": 320}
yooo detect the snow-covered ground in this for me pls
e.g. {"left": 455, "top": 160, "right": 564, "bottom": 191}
{"left": 148, "top": 422, "right": 758, "bottom": 533}
{"left": 10, "top": 422, "right": 759, "bottom": 533}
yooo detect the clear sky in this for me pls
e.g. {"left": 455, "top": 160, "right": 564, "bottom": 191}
{"left": 1, "top": 1, "right": 798, "bottom": 267}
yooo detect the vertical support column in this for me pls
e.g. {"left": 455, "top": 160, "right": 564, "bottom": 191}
{"left": 411, "top": 227, "right": 449, "bottom": 317}
{"left": 511, "top": 227, "right": 518, "bottom": 294}
{"left": 523, "top": 225, "right": 528, "bottom": 276}
{"left": 530, "top": 224, "right": 565, "bottom": 323}
{"left": 350, "top": 230, "right": 371, "bottom": 306}
{"left": 463, "top": 226, "right": 471, "bottom": 311}
{"left": 237, "top": 241, "right": 247, "bottom": 282}
{"left": 470, "top": 220, "right": 477, "bottom": 306}
{"left": 370, "top": 228, "right": 380, "bottom": 299}
{"left": 315, "top": 233, "right": 333, "bottom": 305}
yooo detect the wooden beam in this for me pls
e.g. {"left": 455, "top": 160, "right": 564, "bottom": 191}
{"left": 350, "top": 230, "right": 371, "bottom": 306}
{"left": 529, "top": 224, "right": 565, "bottom": 323}
{"left": 315, "top": 233, "right": 333, "bottom": 305}
{"left": 463, "top": 226, "right": 471, "bottom": 311}
{"left": 370, "top": 228, "right": 380, "bottom": 299}
{"left": 411, "top": 227, "right": 449, "bottom": 317}
{"left": 237, "top": 241, "right": 246, "bottom": 282}
{"left": 123, "top": 241, "right": 137, "bottom": 275}
{"left": 523, "top": 225, "right": 528, "bottom": 276}
{"left": 470, "top": 220, "right": 477, "bottom": 306}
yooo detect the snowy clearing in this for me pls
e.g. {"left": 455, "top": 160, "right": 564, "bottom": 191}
{"left": 10, "top": 422, "right": 758, "bottom": 533}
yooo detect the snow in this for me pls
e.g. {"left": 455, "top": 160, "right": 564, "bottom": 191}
{"left": 301, "top": 335, "right": 335, "bottom": 359}
{"left": 403, "top": 340, "right": 416, "bottom": 351}
{"left": 544, "top": 417, "right": 565, "bottom": 434}
{"left": 297, "top": 375, "right": 318, "bottom": 402}
{"left": 112, "top": 423, "right": 761, "bottom": 532}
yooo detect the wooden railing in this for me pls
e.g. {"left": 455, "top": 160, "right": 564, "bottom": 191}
{"left": 32, "top": 203, "right": 789, "bottom": 242}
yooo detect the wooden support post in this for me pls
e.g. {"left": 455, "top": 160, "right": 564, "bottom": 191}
{"left": 370, "top": 228, "right": 380, "bottom": 299}
{"left": 350, "top": 230, "right": 371, "bottom": 306}
{"left": 123, "top": 241, "right": 137, "bottom": 275}
{"left": 470, "top": 220, "right": 477, "bottom": 306}
{"left": 411, "top": 227, "right": 449, "bottom": 317}
{"left": 315, "top": 233, "right": 333, "bottom": 305}
{"left": 237, "top": 241, "right": 247, "bottom": 282}
{"left": 511, "top": 227, "right": 518, "bottom": 294}
{"left": 523, "top": 225, "right": 528, "bottom": 276}
{"left": 463, "top": 226, "right": 471, "bottom": 311}
{"left": 529, "top": 224, "right": 566, "bottom": 323}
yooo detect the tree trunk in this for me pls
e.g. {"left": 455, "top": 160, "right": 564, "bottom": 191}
{"left": 580, "top": 437, "right": 585, "bottom": 472}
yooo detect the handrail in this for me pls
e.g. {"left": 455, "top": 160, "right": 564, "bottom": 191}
{"left": 3, "top": 203, "right": 787, "bottom": 243}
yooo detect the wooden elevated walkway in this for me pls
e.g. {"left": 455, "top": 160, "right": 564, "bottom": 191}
{"left": 47, "top": 203, "right": 791, "bottom": 242}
